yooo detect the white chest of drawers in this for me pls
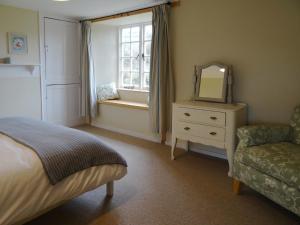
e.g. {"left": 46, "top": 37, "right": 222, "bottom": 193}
{"left": 171, "top": 101, "right": 247, "bottom": 176}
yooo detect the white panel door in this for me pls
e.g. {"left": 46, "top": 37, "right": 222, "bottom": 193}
{"left": 45, "top": 18, "right": 80, "bottom": 85}
{"left": 46, "top": 84, "right": 81, "bottom": 126}
{"left": 44, "top": 18, "right": 82, "bottom": 126}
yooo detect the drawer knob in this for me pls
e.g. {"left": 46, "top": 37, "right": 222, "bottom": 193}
{"left": 209, "top": 132, "right": 217, "bottom": 136}
{"left": 210, "top": 116, "right": 217, "bottom": 120}
{"left": 184, "top": 112, "right": 191, "bottom": 117}
{"left": 184, "top": 127, "right": 191, "bottom": 131}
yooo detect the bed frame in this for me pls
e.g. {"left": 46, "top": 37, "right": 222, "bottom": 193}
{"left": 15, "top": 181, "right": 114, "bottom": 225}
{"left": 106, "top": 181, "right": 114, "bottom": 197}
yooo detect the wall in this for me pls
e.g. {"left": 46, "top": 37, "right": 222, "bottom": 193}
{"left": 91, "top": 22, "right": 152, "bottom": 139}
{"left": 92, "top": 24, "right": 118, "bottom": 86}
{"left": 0, "top": 5, "right": 41, "bottom": 119}
{"left": 170, "top": 0, "right": 300, "bottom": 124}
{"left": 92, "top": 105, "right": 158, "bottom": 142}
{"left": 92, "top": 14, "right": 155, "bottom": 141}
{"left": 91, "top": 16, "right": 151, "bottom": 104}
{"left": 95, "top": 0, "right": 300, "bottom": 158}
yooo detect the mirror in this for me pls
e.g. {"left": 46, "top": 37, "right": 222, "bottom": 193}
{"left": 194, "top": 63, "right": 232, "bottom": 103}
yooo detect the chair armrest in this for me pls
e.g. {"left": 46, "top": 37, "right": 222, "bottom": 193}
{"left": 237, "top": 124, "right": 291, "bottom": 148}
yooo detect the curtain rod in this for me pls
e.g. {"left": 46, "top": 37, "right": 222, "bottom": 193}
{"left": 81, "top": 1, "right": 179, "bottom": 23}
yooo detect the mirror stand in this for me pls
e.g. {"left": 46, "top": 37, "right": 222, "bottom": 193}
{"left": 227, "top": 66, "right": 233, "bottom": 104}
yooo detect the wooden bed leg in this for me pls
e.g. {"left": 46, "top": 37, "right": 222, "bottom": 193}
{"left": 233, "top": 178, "right": 241, "bottom": 195}
{"left": 106, "top": 181, "right": 114, "bottom": 197}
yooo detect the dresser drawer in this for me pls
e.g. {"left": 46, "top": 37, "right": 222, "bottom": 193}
{"left": 177, "top": 122, "right": 225, "bottom": 142}
{"left": 177, "top": 107, "right": 226, "bottom": 127}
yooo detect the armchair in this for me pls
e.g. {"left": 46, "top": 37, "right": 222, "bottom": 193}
{"left": 233, "top": 105, "right": 300, "bottom": 216}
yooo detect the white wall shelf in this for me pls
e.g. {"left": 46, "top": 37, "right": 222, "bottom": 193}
{"left": 0, "top": 64, "right": 40, "bottom": 74}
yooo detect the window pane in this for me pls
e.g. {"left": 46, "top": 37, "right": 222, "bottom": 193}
{"left": 122, "top": 28, "right": 130, "bottom": 42}
{"left": 122, "top": 43, "right": 130, "bottom": 57}
{"left": 144, "top": 41, "right": 151, "bottom": 56}
{"left": 119, "top": 24, "right": 152, "bottom": 90}
{"left": 121, "top": 58, "right": 131, "bottom": 71}
{"left": 122, "top": 72, "right": 131, "bottom": 86}
{"left": 131, "top": 58, "right": 140, "bottom": 72}
{"left": 144, "top": 57, "right": 150, "bottom": 73}
{"left": 131, "top": 42, "right": 139, "bottom": 57}
{"left": 132, "top": 72, "right": 140, "bottom": 87}
{"left": 131, "top": 26, "right": 140, "bottom": 42}
{"left": 132, "top": 58, "right": 139, "bottom": 72}
{"left": 144, "top": 73, "right": 150, "bottom": 88}
{"left": 144, "top": 25, "right": 152, "bottom": 41}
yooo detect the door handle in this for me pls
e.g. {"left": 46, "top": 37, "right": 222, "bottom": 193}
{"left": 184, "top": 127, "right": 191, "bottom": 131}
{"left": 184, "top": 113, "right": 190, "bottom": 117}
{"left": 210, "top": 116, "right": 217, "bottom": 120}
{"left": 209, "top": 132, "right": 217, "bottom": 136}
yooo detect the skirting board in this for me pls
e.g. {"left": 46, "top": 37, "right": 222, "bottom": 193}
{"left": 91, "top": 121, "right": 227, "bottom": 160}
{"left": 189, "top": 145, "right": 227, "bottom": 160}
{"left": 171, "top": 139, "right": 227, "bottom": 160}
{"left": 91, "top": 121, "right": 161, "bottom": 143}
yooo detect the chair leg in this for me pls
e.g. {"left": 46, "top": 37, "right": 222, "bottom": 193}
{"left": 233, "top": 178, "right": 241, "bottom": 194}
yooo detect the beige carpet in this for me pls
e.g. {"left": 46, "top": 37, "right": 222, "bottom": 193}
{"left": 25, "top": 126, "right": 300, "bottom": 225}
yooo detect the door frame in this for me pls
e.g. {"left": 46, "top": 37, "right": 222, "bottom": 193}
{"left": 39, "top": 12, "right": 81, "bottom": 122}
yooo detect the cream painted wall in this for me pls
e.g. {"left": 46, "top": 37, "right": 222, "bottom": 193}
{"left": 92, "top": 21, "right": 150, "bottom": 104}
{"left": 93, "top": 105, "right": 158, "bottom": 142}
{"left": 92, "top": 24, "right": 118, "bottom": 86}
{"left": 91, "top": 16, "right": 152, "bottom": 138}
{"left": 170, "top": 0, "right": 300, "bottom": 124}
{"left": 0, "top": 5, "right": 39, "bottom": 63}
{"left": 0, "top": 5, "right": 41, "bottom": 119}
{"left": 118, "top": 89, "right": 148, "bottom": 103}
{"left": 0, "top": 77, "right": 41, "bottom": 118}
{"left": 94, "top": 0, "right": 300, "bottom": 159}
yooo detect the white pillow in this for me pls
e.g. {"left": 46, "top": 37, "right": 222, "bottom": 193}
{"left": 96, "top": 83, "right": 120, "bottom": 101}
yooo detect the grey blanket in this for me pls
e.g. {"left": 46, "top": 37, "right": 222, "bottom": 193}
{"left": 0, "top": 117, "right": 127, "bottom": 185}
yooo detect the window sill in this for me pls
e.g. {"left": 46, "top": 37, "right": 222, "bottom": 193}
{"left": 98, "top": 99, "right": 149, "bottom": 110}
{"left": 118, "top": 88, "right": 149, "bottom": 93}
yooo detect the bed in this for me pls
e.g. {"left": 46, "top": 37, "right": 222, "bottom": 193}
{"left": 0, "top": 118, "right": 127, "bottom": 225}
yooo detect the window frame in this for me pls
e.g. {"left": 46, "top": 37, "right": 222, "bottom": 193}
{"left": 118, "top": 22, "right": 152, "bottom": 91}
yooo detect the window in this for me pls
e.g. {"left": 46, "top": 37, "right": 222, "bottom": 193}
{"left": 119, "top": 23, "right": 152, "bottom": 90}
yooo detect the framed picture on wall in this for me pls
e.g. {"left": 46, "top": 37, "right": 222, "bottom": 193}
{"left": 8, "top": 32, "right": 28, "bottom": 54}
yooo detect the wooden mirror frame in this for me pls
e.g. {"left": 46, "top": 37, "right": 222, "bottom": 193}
{"left": 193, "top": 62, "right": 233, "bottom": 103}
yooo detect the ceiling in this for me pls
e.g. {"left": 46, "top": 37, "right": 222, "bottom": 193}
{"left": 0, "top": 0, "right": 167, "bottom": 20}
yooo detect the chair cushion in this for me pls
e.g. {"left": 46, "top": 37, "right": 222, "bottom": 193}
{"left": 235, "top": 142, "right": 300, "bottom": 190}
{"left": 291, "top": 105, "right": 300, "bottom": 145}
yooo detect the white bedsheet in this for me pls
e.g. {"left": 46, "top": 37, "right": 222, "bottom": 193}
{"left": 0, "top": 134, "right": 127, "bottom": 225}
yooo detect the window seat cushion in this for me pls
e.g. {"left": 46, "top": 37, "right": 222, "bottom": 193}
{"left": 96, "top": 83, "right": 119, "bottom": 101}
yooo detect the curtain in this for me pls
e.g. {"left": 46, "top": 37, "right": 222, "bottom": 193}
{"left": 81, "top": 21, "right": 97, "bottom": 121}
{"left": 149, "top": 4, "right": 175, "bottom": 143}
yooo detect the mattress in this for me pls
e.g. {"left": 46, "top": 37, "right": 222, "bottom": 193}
{"left": 0, "top": 134, "right": 127, "bottom": 225}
